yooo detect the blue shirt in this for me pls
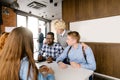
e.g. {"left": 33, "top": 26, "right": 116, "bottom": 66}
{"left": 56, "top": 44, "right": 96, "bottom": 71}
{"left": 39, "top": 42, "right": 64, "bottom": 60}
{"left": 19, "top": 57, "right": 55, "bottom": 80}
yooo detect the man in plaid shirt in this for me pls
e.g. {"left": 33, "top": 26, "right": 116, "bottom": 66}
{"left": 39, "top": 32, "right": 64, "bottom": 61}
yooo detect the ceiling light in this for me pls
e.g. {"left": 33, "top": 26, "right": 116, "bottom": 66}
{"left": 52, "top": 15, "right": 54, "bottom": 17}
{"left": 27, "top": 1, "right": 46, "bottom": 9}
{"left": 11, "top": 0, "right": 19, "bottom": 9}
{"left": 54, "top": 2, "right": 57, "bottom": 7}
{"left": 50, "top": 0, "right": 53, "bottom": 3}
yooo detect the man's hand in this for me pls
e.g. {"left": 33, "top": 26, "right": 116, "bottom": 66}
{"left": 70, "top": 62, "right": 80, "bottom": 68}
{"left": 38, "top": 55, "right": 43, "bottom": 61}
{"left": 58, "top": 62, "right": 68, "bottom": 69}
{"left": 46, "top": 56, "right": 53, "bottom": 63}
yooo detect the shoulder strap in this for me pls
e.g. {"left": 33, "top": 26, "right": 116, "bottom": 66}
{"left": 67, "top": 46, "right": 72, "bottom": 57}
{"left": 82, "top": 46, "right": 87, "bottom": 63}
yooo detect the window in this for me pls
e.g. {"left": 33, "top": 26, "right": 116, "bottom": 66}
{"left": 28, "top": 16, "right": 38, "bottom": 38}
{"left": 17, "top": 15, "right": 26, "bottom": 27}
{"left": 17, "top": 14, "right": 50, "bottom": 52}
{"left": 38, "top": 20, "right": 46, "bottom": 37}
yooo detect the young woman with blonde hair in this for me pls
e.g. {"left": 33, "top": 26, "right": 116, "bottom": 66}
{"left": 51, "top": 19, "right": 69, "bottom": 49}
{"left": 0, "top": 27, "right": 54, "bottom": 80}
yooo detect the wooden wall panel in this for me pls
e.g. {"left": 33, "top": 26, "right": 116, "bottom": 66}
{"left": 62, "top": 0, "right": 76, "bottom": 29}
{"left": 86, "top": 42, "right": 120, "bottom": 78}
{"left": 62, "top": 0, "right": 120, "bottom": 78}
{"left": 62, "top": 0, "right": 120, "bottom": 24}
{"left": 62, "top": 0, "right": 75, "bottom": 22}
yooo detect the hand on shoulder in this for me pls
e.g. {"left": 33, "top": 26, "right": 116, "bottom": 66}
{"left": 81, "top": 42, "right": 88, "bottom": 50}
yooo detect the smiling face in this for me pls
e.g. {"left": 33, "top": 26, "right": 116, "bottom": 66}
{"left": 46, "top": 34, "right": 54, "bottom": 45}
{"left": 66, "top": 35, "right": 77, "bottom": 46}
{"left": 66, "top": 31, "right": 80, "bottom": 46}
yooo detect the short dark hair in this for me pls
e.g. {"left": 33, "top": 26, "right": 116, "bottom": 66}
{"left": 47, "top": 32, "right": 54, "bottom": 38}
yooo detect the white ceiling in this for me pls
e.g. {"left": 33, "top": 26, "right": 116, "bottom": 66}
{"left": 17, "top": 0, "right": 62, "bottom": 20}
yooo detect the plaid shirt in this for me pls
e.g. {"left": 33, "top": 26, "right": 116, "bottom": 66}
{"left": 39, "top": 42, "right": 64, "bottom": 60}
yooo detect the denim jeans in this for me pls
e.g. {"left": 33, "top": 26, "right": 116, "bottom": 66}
{"left": 39, "top": 43, "right": 43, "bottom": 50}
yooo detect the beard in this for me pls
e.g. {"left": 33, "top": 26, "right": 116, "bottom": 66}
{"left": 48, "top": 42, "right": 54, "bottom": 46}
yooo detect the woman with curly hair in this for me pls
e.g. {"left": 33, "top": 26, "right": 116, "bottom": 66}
{"left": 0, "top": 32, "right": 9, "bottom": 53}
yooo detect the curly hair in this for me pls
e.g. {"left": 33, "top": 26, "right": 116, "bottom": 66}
{"left": 0, "top": 32, "right": 9, "bottom": 52}
{"left": 51, "top": 19, "right": 66, "bottom": 30}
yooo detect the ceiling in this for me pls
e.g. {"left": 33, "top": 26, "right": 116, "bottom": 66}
{"left": 1, "top": 0, "right": 62, "bottom": 20}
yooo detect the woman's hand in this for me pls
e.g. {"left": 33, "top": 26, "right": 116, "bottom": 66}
{"left": 58, "top": 62, "right": 68, "bottom": 69}
{"left": 39, "top": 65, "right": 49, "bottom": 73}
{"left": 47, "top": 67, "right": 54, "bottom": 74}
{"left": 39, "top": 65, "right": 54, "bottom": 76}
{"left": 70, "top": 62, "right": 80, "bottom": 68}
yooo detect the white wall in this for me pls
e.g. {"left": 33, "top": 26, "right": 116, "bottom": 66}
{"left": 70, "top": 15, "right": 120, "bottom": 43}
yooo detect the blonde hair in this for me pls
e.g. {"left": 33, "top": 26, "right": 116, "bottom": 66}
{"left": 67, "top": 31, "right": 80, "bottom": 43}
{"left": 0, "top": 32, "right": 9, "bottom": 52}
{"left": 0, "top": 27, "right": 38, "bottom": 80}
{"left": 51, "top": 19, "right": 66, "bottom": 29}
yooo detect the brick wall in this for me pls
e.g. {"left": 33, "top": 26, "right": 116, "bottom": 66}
{"left": 1, "top": 6, "right": 17, "bottom": 33}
